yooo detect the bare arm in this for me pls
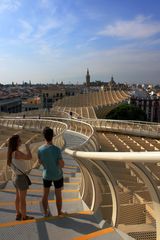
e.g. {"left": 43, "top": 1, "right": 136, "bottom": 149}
{"left": 37, "top": 151, "right": 44, "bottom": 166}
{"left": 32, "top": 159, "right": 41, "bottom": 168}
{"left": 15, "top": 144, "right": 32, "bottom": 160}
{"left": 59, "top": 159, "right": 64, "bottom": 168}
{"left": 25, "top": 143, "right": 32, "bottom": 159}
{"left": 38, "top": 157, "right": 44, "bottom": 167}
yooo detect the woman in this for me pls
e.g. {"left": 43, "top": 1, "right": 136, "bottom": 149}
{"left": 7, "top": 134, "right": 34, "bottom": 221}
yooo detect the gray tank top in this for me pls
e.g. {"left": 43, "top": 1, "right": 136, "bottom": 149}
{"left": 11, "top": 152, "right": 28, "bottom": 175}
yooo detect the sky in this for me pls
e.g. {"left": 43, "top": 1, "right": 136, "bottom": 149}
{"left": 0, "top": 0, "right": 160, "bottom": 85}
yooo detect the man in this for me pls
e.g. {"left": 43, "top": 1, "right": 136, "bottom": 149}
{"left": 38, "top": 127, "right": 64, "bottom": 217}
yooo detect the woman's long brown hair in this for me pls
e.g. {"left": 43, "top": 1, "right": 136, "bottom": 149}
{"left": 7, "top": 134, "right": 20, "bottom": 166}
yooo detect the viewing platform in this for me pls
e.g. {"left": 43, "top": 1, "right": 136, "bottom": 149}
{"left": 0, "top": 110, "right": 160, "bottom": 239}
{"left": 0, "top": 131, "right": 129, "bottom": 239}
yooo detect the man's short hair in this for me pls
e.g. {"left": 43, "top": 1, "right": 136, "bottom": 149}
{"left": 43, "top": 127, "right": 54, "bottom": 142}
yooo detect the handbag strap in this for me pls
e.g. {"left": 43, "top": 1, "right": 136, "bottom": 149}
{"left": 11, "top": 162, "right": 27, "bottom": 176}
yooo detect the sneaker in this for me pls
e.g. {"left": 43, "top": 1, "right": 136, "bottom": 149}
{"left": 39, "top": 201, "right": 52, "bottom": 217}
{"left": 39, "top": 201, "right": 44, "bottom": 214}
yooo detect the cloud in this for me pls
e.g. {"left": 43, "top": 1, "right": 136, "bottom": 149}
{"left": 35, "top": 42, "right": 61, "bottom": 58}
{"left": 99, "top": 15, "right": 160, "bottom": 39}
{"left": 144, "top": 38, "right": 160, "bottom": 47}
{"left": 34, "top": 19, "right": 60, "bottom": 39}
{"left": 88, "top": 37, "right": 98, "bottom": 42}
{"left": 39, "top": 0, "right": 58, "bottom": 15}
{"left": 0, "top": 0, "right": 21, "bottom": 12}
{"left": 76, "top": 36, "right": 98, "bottom": 49}
{"left": 18, "top": 18, "right": 61, "bottom": 44}
{"left": 18, "top": 20, "right": 33, "bottom": 41}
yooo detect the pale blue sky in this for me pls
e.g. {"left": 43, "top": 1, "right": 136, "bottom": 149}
{"left": 0, "top": 0, "right": 160, "bottom": 85}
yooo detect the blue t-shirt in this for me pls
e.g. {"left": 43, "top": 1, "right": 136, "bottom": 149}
{"left": 38, "top": 144, "right": 63, "bottom": 181}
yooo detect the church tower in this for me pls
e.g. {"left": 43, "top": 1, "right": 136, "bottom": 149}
{"left": 109, "top": 75, "right": 116, "bottom": 90}
{"left": 86, "top": 68, "right": 90, "bottom": 87}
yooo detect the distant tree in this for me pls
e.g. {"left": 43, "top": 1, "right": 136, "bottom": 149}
{"left": 106, "top": 103, "right": 147, "bottom": 121}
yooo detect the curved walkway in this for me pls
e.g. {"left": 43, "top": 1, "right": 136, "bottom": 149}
{"left": 0, "top": 131, "right": 129, "bottom": 240}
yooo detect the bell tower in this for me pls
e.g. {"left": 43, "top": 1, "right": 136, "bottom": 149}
{"left": 86, "top": 68, "right": 90, "bottom": 87}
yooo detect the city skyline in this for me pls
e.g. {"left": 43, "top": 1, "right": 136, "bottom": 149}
{"left": 0, "top": 0, "right": 160, "bottom": 85}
